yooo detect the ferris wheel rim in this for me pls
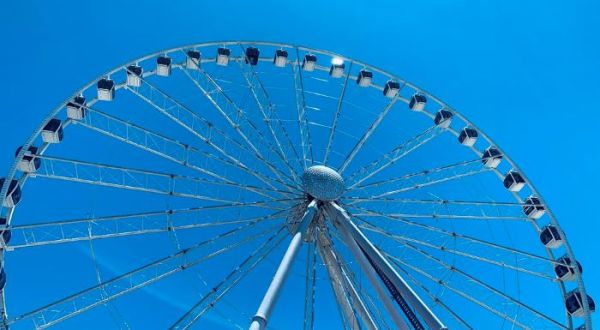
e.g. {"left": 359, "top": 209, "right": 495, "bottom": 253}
{"left": 0, "top": 40, "right": 592, "bottom": 328}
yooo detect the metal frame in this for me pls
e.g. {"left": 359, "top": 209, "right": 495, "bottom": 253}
{"left": 0, "top": 40, "right": 590, "bottom": 329}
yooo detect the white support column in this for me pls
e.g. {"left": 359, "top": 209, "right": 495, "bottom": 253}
{"left": 326, "top": 202, "right": 447, "bottom": 330}
{"left": 249, "top": 200, "right": 318, "bottom": 330}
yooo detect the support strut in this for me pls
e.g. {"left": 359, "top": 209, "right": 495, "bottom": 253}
{"left": 249, "top": 200, "right": 318, "bottom": 330}
{"left": 326, "top": 202, "right": 447, "bottom": 330}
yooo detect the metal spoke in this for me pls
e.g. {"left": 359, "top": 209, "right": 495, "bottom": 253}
{"left": 342, "top": 197, "right": 525, "bottom": 208}
{"left": 348, "top": 159, "right": 488, "bottom": 199}
{"left": 343, "top": 197, "right": 529, "bottom": 220}
{"left": 78, "top": 107, "right": 289, "bottom": 200}
{"left": 9, "top": 207, "right": 288, "bottom": 249}
{"left": 324, "top": 205, "right": 410, "bottom": 330}
{"left": 235, "top": 45, "right": 303, "bottom": 175}
{"left": 324, "top": 224, "right": 392, "bottom": 330}
{"left": 347, "top": 205, "right": 562, "bottom": 268}
{"left": 358, "top": 219, "right": 556, "bottom": 280}
{"left": 385, "top": 254, "right": 532, "bottom": 330}
{"left": 331, "top": 237, "right": 392, "bottom": 330}
{"left": 346, "top": 126, "right": 444, "bottom": 189}
{"left": 319, "top": 240, "right": 361, "bottom": 330}
{"left": 303, "top": 240, "right": 317, "bottom": 330}
{"left": 350, "top": 209, "right": 528, "bottom": 221}
{"left": 123, "top": 72, "right": 298, "bottom": 193}
{"left": 8, "top": 221, "right": 275, "bottom": 329}
{"left": 87, "top": 233, "right": 131, "bottom": 329}
{"left": 338, "top": 96, "right": 399, "bottom": 174}
{"left": 317, "top": 225, "right": 378, "bottom": 330}
{"left": 169, "top": 225, "right": 288, "bottom": 329}
{"left": 388, "top": 263, "right": 473, "bottom": 330}
{"left": 179, "top": 56, "right": 300, "bottom": 186}
{"left": 293, "top": 47, "right": 313, "bottom": 168}
{"left": 324, "top": 61, "right": 353, "bottom": 165}
{"left": 33, "top": 154, "right": 268, "bottom": 204}
{"left": 326, "top": 202, "right": 447, "bottom": 330}
{"left": 385, "top": 239, "right": 565, "bottom": 328}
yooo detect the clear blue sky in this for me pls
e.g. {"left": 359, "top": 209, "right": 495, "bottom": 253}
{"left": 1, "top": 0, "right": 598, "bottom": 328}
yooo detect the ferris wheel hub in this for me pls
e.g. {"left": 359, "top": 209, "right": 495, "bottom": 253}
{"left": 301, "top": 165, "right": 345, "bottom": 201}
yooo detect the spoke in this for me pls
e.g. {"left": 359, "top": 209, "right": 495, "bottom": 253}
{"left": 9, "top": 206, "right": 288, "bottom": 249}
{"left": 333, "top": 240, "right": 392, "bottom": 330}
{"left": 389, "top": 264, "right": 473, "bottom": 330}
{"left": 235, "top": 45, "right": 303, "bottom": 176}
{"left": 78, "top": 106, "right": 287, "bottom": 200}
{"left": 343, "top": 197, "right": 529, "bottom": 220}
{"left": 9, "top": 221, "right": 275, "bottom": 329}
{"left": 343, "top": 197, "right": 525, "bottom": 208}
{"left": 327, "top": 202, "right": 449, "bottom": 330}
{"left": 87, "top": 234, "right": 131, "bottom": 329}
{"left": 169, "top": 225, "right": 288, "bottom": 329}
{"left": 351, "top": 210, "right": 527, "bottom": 221}
{"left": 386, "top": 238, "right": 565, "bottom": 328}
{"left": 303, "top": 240, "right": 317, "bottom": 330}
{"left": 357, "top": 218, "right": 556, "bottom": 280}
{"left": 317, "top": 226, "right": 378, "bottom": 330}
{"left": 293, "top": 47, "right": 313, "bottom": 168}
{"left": 324, "top": 205, "right": 410, "bottom": 330}
{"left": 123, "top": 73, "right": 298, "bottom": 193}
{"left": 385, "top": 253, "right": 532, "bottom": 330}
{"left": 33, "top": 155, "right": 263, "bottom": 204}
{"left": 347, "top": 205, "right": 562, "bottom": 268}
{"left": 178, "top": 55, "right": 300, "bottom": 187}
{"left": 338, "top": 96, "right": 399, "bottom": 174}
{"left": 324, "top": 61, "right": 353, "bottom": 165}
{"left": 348, "top": 159, "right": 488, "bottom": 199}
{"left": 319, "top": 239, "right": 361, "bottom": 330}
{"left": 346, "top": 126, "right": 444, "bottom": 189}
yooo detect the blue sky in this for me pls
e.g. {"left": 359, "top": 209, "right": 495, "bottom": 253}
{"left": 1, "top": 0, "right": 598, "bottom": 328}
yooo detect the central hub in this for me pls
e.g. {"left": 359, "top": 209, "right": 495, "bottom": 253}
{"left": 301, "top": 165, "right": 345, "bottom": 201}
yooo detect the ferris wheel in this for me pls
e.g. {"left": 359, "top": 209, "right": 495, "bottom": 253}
{"left": 0, "top": 41, "right": 595, "bottom": 329}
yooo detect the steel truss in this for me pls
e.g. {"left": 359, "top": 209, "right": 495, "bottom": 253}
{"left": 0, "top": 41, "right": 590, "bottom": 330}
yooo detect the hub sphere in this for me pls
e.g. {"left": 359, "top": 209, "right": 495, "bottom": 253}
{"left": 301, "top": 165, "right": 345, "bottom": 201}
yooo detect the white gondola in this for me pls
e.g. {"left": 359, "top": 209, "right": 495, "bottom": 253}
{"left": 482, "top": 147, "right": 503, "bottom": 168}
{"left": 66, "top": 95, "right": 86, "bottom": 120}
{"left": 356, "top": 70, "right": 373, "bottom": 87}
{"left": 329, "top": 62, "right": 345, "bottom": 78}
{"left": 565, "top": 290, "right": 596, "bottom": 317}
{"left": 0, "top": 178, "right": 21, "bottom": 208}
{"left": 409, "top": 94, "right": 427, "bottom": 111}
{"left": 434, "top": 110, "right": 453, "bottom": 128}
{"left": 555, "top": 255, "right": 582, "bottom": 281}
{"left": 302, "top": 54, "right": 317, "bottom": 71}
{"left": 41, "top": 118, "right": 64, "bottom": 144}
{"left": 186, "top": 50, "right": 201, "bottom": 70}
{"left": 383, "top": 80, "right": 400, "bottom": 98}
{"left": 245, "top": 47, "right": 260, "bottom": 66}
{"left": 97, "top": 78, "right": 115, "bottom": 101}
{"left": 458, "top": 127, "right": 478, "bottom": 146}
{"left": 539, "top": 225, "right": 563, "bottom": 249}
{"left": 126, "top": 65, "right": 143, "bottom": 87}
{"left": 156, "top": 56, "right": 172, "bottom": 77}
{"left": 15, "top": 146, "right": 40, "bottom": 173}
{"left": 503, "top": 171, "right": 525, "bottom": 192}
{"left": 523, "top": 195, "right": 545, "bottom": 219}
{"left": 216, "top": 47, "right": 230, "bottom": 66}
{"left": 274, "top": 49, "right": 288, "bottom": 67}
